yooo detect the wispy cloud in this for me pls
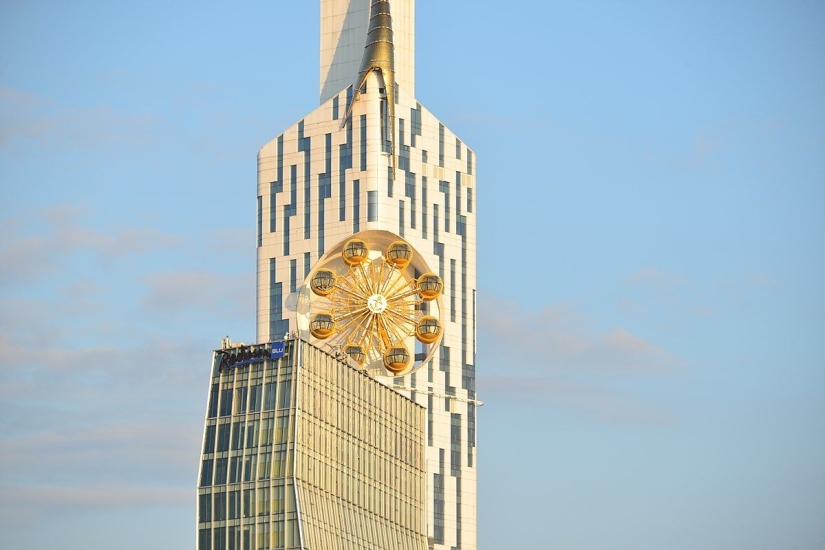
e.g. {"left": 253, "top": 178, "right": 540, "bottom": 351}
{"left": 453, "top": 109, "right": 554, "bottom": 134}
{"left": 643, "top": 124, "right": 734, "bottom": 172}
{"left": 0, "top": 483, "right": 190, "bottom": 523}
{"left": 627, "top": 266, "right": 686, "bottom": 291}
{"left": 0, "top": 87, "right": 162, "bottom": 151}
{"left": 478, "top": 375, "right": 675, "bottom": 425}
{"left": 479, "top": 296, "right": 683, "bottom": 375}
{"left": 141, "top": 270, "right": 254, "bottom": 318}
{"left": 476, "top": 295, "right": 682, "bottom": 424}
{"left": 0, "top": 205, "right": 182, "bottom": 287}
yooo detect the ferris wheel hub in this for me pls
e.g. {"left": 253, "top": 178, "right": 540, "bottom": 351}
{"left": 367, "top": 294, "right": 388, "bottom": 314}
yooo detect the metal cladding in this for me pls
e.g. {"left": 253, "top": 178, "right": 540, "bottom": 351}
{"left": 352, "top": 0, "right": 396, "bottom": 172}
{"left": 357, "top": 0, "right": 395, "bottom": 91}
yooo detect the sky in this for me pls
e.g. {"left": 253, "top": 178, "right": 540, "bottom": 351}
{"left": 1, "top": 0, "right": 823, "bottom": 548}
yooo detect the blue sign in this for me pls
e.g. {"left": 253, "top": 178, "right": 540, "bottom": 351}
{"left": 271, "top": 341, "right": 285, "bottom": 359}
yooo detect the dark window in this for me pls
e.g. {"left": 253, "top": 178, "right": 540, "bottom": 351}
{"left": 264, "top": 382, "right": 277, "bottom": 411}
{"left": 217, "top": 423, "right": 230, "bottom": 452}
{"left": 232, "top": 422, "right": 243, "bottom": 451}
{"left": 229, "top": 457, "right": 241, "bottom": 483}
{"left": 256, "top": 196, "right": 262, "bottom": 247}
{"left": 219, "top": 388, "right": 233, "bottom": 417}
{"left": 215, "top": 457, "right": 228, "bottom": 484}
{"left": 214, "top": 527, "right": 226, "bottom": 550}
{"left": 198, "top": 528, "right": 211, "bottom": 550}
{"left": 234, "top": 387, "right": 247, "bottom": 414}
{"left": 278, "top": 381, "right": 292, "bottom": 409}
{"left": 360, "top": 115, "right": 367, "bottom": 170}
{"left": 214, "top": 491, "right": 226, "bottom": 521}
{"left": 249, "top": 384, "right": 261, "bottom": 412}
{"left": 207, "top": 384, "right": 219, "bottom": 418}
{"left": 199, "top": 459, "right": 213, "bottom": 487}
{"left": 198, "top": 493, "right": 212, "bottom": 522}
{"left": 229, "top": 490, "right": 240, "bottom": 520}
{"left": 438, "top": 124, "right": 445, "bottom": 167}
{"left": 203, "top": 424, "right": 216, "bottom": 454}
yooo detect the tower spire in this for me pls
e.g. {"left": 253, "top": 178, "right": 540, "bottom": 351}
{"left": 347, "top": 0, "right": 397, "bottom": 175}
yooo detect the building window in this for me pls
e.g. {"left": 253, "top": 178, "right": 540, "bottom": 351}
{"left": 367, "top": 191, "right": 377, "bottom": 222}
{"left": 256, "top": 196, "right": 262, "bottom": 247}
{"left": 438, "top": 124, "right": 445, "bottom": 167}
{"left": 198, "top": 493, "right": 212, "bottom": 522}
{"left": 353, "top": 180, "right": 361, "bottom": 233}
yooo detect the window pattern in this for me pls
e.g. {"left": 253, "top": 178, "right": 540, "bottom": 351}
{"left": 255, "top": 84, "right": 478, "bottom": 550}
{"left": 199, "top": 339, "right": 428, "bottom": 550}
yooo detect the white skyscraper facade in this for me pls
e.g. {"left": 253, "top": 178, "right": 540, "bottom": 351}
{"left": 255, "top": 1, "right": 478, "bottom": 547}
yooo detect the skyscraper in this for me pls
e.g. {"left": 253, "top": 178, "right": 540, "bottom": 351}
{"left": 200, "top": 1, "right": 478, "bottom": 547}
{"left": 198, "top": 338, "right": 429, "bottom": 549}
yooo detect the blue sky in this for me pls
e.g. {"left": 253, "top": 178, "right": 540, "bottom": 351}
{"left": 1, "top": 1, "right": 823, "bottom": 548}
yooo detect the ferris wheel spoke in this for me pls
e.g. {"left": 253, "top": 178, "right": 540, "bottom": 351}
{"left": 386, "top": 288, "right": 420, "bottom": 303}
{"left": 333, "top": 306, "right": 369, "bottom": 323}
{"left": 383, "top": 275, "right": 412, "bottom": 301}
{"left": 334, "top": 285, "right": 370, "bottom": 302}
{"left": 355, "top": 263, "right": 375, "bottom": 294}
{"left": 377, "top": 315, "right": 397, "bottom": 348}
{"left": 371, "top": 262, "right": 383, "bottom": 293}
{"left": 339, "top": 316, "right": 371, "bottom": 345}
{"left": 344, "top": 310, "right": 372, "bottom": 340}
{"left": 383, "top": 307, "right": 417, "bottom": 330}
{"left": 337, "top": 275, "right": 371, "bottom": 300}
{"left": 378, "top": 262, "right": 398, "bottom": 294}
{"left": 382, "top": 314, "right": 414, "bottom": 342}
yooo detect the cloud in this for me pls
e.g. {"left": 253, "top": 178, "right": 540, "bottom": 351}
{"left": 623, "top": 266, "right": 716, "bottom": 320}
{"left": 478, "top": 296, "right": 682, "bottom": 375}
{"left": 741, "top": 271, "right": 777, "bottom": 287}
{"left": 0, "top": 333, "right": 206, "bottom": 522}
{"left": 476, "top": 295, "right": 682, "bottom": 424}
{"left": 0, "top": 205, "right": 182, "bottom": 287}
{"left": 453, "top": 109, "right": 553, "bottom": 134}
{"left": 141, "top": 270, "right": 254, "bottom": 318}
{"left": 0, "top": 421, "right": 200, "bottom": 483}
{"left": 627, "top": 266, "right": 686, "bottom": 291}
{"left": 0, "top": 87, "right": 162, "bottom": 151}
{"left": 478, "top": 375, "right": 675, "bottom": 425}
{"left": 643, "top": 124, "right": 734, "bottom": 172}
{"left": 0, "top": 483, "right": 189, "bottom": 523}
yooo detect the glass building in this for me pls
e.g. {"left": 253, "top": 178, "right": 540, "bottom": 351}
{"left": 198, "top": 338, "right": 428, "bottom": 549}
{"left": 200, "top": 1, "right": 479, "bottom": 548}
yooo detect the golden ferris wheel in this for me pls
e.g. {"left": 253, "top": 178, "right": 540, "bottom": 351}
{"left": 298, "top": 230, "right": 444, "bottom": 376}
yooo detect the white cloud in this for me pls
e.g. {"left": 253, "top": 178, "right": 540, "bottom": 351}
{"left": 141, "top": 270, "right": 254, "bottom": 318}
{"left": 0, "top": 483, "right": 189, "bottom": 523}
{"left": 478, "top": 296, "right": 682, "bottom": 375}
{"left": 0, "top": 205, "right": 182, "bottom": 287}
{"left": 476, "top": 295, "right": 682, "bottom": 424}
{"left": 0, "top": 87, "right": 162, "bottom": 151}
